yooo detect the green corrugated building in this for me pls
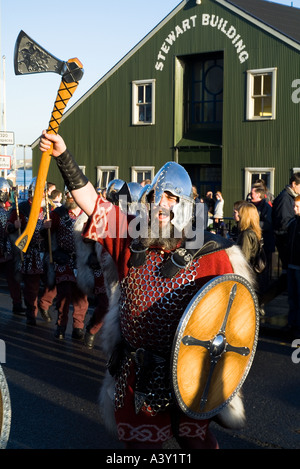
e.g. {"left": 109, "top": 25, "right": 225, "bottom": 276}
{"left": 32, "top": 0, "right": 300, "bottom": 217}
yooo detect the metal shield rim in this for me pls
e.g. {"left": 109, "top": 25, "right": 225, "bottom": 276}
{"left": 0, "top": 365, "right": 11, "bottom": 449}
{"left": 171, "top": 273, "right": 260, "bottom": 420}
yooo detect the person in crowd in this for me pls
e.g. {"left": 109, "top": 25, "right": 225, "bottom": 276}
{"left": 236, "top": 202, "right": 262, "bottom": 269}
{"left": 259, "top": 172, "right": 300, "bottom": 307}
{"left": 286, "top": 195, "right": 300, "bottom": 339}
{"left": 204, "top": 190, "right": 214, "bottom": 229}
{"left": 192, "top": 185, "right": 200, "bottom": 202}
{"left": 141, "top": 179, "right": 151, "bottom": 187}
{"left": 250, "top": 183, "right": 275, "bottom": 288}
{"left": 254, "top": 179, "right": 274, "bottom": 206}
{"left": 50, "top": 189, "right": 62, "bottom": 207}
{"left": 7, "top": 178, "right": 54, "bottom": 325}
{"left": 272, "top": 172, "right": 300, "bottom": 273}
{"left": 46, "top": 191, "right": 89, "bottom": 340}
{"left": 0, "top": 178, "right": 25, "bottom": 314}
{"left": 39, "top": 130, "right": 255, "bottom": 450}
{"left": 230, "top": 200, "right": 246, "bottom": 242}
{"left": 213, "top": 191, "right": 224, "bottom": 228}
{"left": 235, "top": 202, "right": 266, "bottom": 305}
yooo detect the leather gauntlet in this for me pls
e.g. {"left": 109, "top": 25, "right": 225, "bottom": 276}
{"left": 54, "top": 149, "right": 88, "bottom": 191}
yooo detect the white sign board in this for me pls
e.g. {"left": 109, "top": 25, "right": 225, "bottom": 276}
{"left": 0, "top": 155, "right": 11, "bottom": 169}
{"left": 0, "top": 132, "right": 14, "bottom": 145}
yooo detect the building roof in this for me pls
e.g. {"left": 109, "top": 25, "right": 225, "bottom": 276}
{"left": 228, "top": 0, "right": 300, "bottom": 44}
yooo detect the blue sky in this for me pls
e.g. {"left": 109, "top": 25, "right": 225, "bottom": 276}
{"left": 0, "top": 0, "right": 299, "bottom": 163}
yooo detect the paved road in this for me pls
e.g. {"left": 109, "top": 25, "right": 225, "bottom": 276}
{"left": 1, "top": 283, "right": 299, "bottom": 452}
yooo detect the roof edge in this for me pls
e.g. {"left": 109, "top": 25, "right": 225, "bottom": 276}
{"left": 215, "top": 0, "right": 300, "bottom": 50}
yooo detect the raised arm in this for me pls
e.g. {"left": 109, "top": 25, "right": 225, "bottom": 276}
{"left": 39, "top": 131, "right": 97, "bottom": 216}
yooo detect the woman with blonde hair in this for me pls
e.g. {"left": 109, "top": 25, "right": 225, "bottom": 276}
{"left": 236, "top": 202, "right": 262, "bottom": 268}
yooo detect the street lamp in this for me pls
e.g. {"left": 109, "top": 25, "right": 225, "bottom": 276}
{"left": 16, "top": 144, "right": 31, "bottom": 198}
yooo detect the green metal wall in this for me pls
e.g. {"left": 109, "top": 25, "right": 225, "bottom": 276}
{"left": 32, "top": 0, "right": 300, "bottom": 216}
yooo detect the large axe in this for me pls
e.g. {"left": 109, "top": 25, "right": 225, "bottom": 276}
{"left": 14, "top": 30, "right": 84, "bottom": 252}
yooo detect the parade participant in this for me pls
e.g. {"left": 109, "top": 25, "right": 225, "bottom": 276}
{"left": 74, "top": 181, "right": 141, "bottom": 348}
{"left": 0, "top": 178, "right": 24, "bottom": 313}
{"left": 7, "top": 178, "right": 53, "bottom": 325}
{"left": 47, "top": 191, "right": 89, "bottom": 340}
{"left": 74, "top": 211, "right": 113, "bottom": 349}
{"left": 39, "top": 130, "right": 254, "bottom": 450}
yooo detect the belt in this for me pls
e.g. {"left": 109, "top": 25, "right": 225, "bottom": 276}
{"left": 125, "top": 344, "right": 166, "bottom": 367}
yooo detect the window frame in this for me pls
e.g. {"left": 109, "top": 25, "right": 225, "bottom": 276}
{"left": 131, "top": 166, "right": 155, "bottom": 183}
{"left": 96, "top": 165, "right": 119, "bottom": 189}
{"left": 246, "top": 67, "right": 277, "bottom": 121}
{"left": 244, "top": 167, "right": 275, "bottom": 199}
{"left": 132, "top": 79, "right": 156, "bottom": 126}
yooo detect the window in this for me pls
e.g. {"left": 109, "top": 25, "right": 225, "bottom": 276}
{"left": 131, "top": 166, "right": 155, "bottom": 184}
{"left": 246, "top": 68, "right": 277, "bottom": 120}
{"left": 244, "top": 167, "right": 275, "bottom": 199}
{"left": 189, "top": 57, "right": 223, "bottom": 125}
{"left": 132, "top": 79, "right": 155, "bottom": 125}
{"left": 97, "top": 166, "right": 118, "bottom": 189}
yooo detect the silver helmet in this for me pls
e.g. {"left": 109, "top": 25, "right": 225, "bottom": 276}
{"left": 106, "top": 179, "right": 128, "bottom": 204}
{"left": 0, "top": 177, "right": 10, "bottom": 203}
{"left": 28, "top": 177, "right": 37, "bottom": 198}
{"left": 147, "top": 162, "right": 194, "bottom": 232}
{"left": 127, "top": 182, "right": 142, "bottom": 215}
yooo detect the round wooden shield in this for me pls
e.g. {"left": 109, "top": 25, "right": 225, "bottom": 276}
{"left": 171, "top": 274, "right": 259, "bottom": 420}
{"left": 0, "top": 365, "right": 11, "bottom": 449}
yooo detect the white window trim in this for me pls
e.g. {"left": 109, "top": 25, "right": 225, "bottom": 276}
{"left": 132, "top": 79, "right": 156, "bottom": 125}
{"left": 131, "top": 166, "right": 155, "bottom": 182}
{"left": 244, "top": 167, "right": 275, "bottom": 199}
{"left": 246, "top": 67, "right": 277, "bottom": 121}
{"left": 96, "top": 165, "right": 119, "bottom": 188}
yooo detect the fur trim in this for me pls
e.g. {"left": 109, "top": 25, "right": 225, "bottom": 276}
{"left": 95, "top": 243, "right": 121, "bottom": 357}
{"left": 213, "top": 390, "right": 246, "bottom": 429}
{"left": 99, "top": 371, "right": 118, "bottom": 438}
{"left": 73, "top": 212, "right": 95, "bottom": 294}
{"left": 226, "top": 244, "right": 256, "bottom": 288}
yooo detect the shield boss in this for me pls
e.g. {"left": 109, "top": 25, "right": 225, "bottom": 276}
{"left": 172, "top": 274, "right": 259, "bottom": 420}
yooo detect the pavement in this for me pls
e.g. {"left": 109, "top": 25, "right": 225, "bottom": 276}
{"left": 0, "top": 274, "right": 293, "bottom": 451}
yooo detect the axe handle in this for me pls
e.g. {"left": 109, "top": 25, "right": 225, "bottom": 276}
{"left": 44, "top": 188, "right": 53, "bottom": 263}
{"left": 15, "top": 58, "right": 82, "bottom": 253}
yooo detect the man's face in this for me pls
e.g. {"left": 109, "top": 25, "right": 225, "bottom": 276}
{"left": 294, "top": 200, "right": 300, "bottom": 216}
{"left": 151, "top": 191, "right": 178, "bottom": 228}
{"left": 251, "top": 189, "right": 261, "bottom": 202}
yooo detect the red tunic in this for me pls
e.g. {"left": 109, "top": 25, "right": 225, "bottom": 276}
{"left": 83, "top": 196, "right": 234, "bottom": 445}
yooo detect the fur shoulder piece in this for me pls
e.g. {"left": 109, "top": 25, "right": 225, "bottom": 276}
{"left": 226, "top": 244, "right": 256, "bottom": 288}
{"left": 74, "top": 212, "right": 95, "bottom": 294}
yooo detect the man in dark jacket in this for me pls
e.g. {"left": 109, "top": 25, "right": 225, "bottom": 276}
{"left": 287, "top": 195, "right": 300, "bottom": 338}
{"left": 272, "top": 173, "right": 300, "bottom": 268}
{"left": 262, "top": 172, "right": 300, "bottom": 305}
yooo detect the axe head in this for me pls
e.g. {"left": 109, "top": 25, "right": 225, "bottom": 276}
{"left": 14, "top": 30, "right": 84, "bottom": 83}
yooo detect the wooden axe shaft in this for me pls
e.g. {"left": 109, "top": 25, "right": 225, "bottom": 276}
{"left": 15, "top": 59, "right": 82, "bottom": 253}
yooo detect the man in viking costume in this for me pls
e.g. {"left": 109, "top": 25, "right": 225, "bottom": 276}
{"left": 39, "top": 131, "right": 255, "bottom": 449}
{"left": 0, "top": 178, "right": 24, "bottom": 314}
{"left": 7, "top": 178, "right": 54, "bottom": 325}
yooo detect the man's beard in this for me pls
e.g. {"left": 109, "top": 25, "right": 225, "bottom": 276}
{"left": 142, "top": 219, "right": 181, "bottom": 250}
{"left": 65, "top": 199, "right": 77, "bottom": 210}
